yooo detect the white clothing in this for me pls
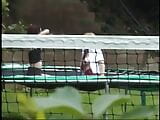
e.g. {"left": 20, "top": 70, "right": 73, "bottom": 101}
{"left": 81, "top": 49, "right": 104, "bottom": 74}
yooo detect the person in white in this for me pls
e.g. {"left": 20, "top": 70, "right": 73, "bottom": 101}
{"left": 80, "top": 33, "right": 105, "bottom": 76}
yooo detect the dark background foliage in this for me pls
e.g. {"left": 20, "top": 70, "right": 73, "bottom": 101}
{"left": 4, "top": 0, "right": 159, "bottom": 35}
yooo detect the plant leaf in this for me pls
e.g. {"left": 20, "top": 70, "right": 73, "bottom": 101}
{"left": 47, "top": 114, "right": 83, "bottom": 120}
{"left": 36, "top": 111, "right": 46, "bottom": 120}
{"left": 17, "top": 93, "right": 39, "bottom": 119}
{"left": 2, "top": 113, "right": 27, "bottom": 120}
{"left": 92, "top": 94, "right": 130, "bottom": 118}
{"left": 119, "top": 106, "right": 158, "bottom": 119}
{"left": 34, "top": 87, "right": 85, "bottom": 117}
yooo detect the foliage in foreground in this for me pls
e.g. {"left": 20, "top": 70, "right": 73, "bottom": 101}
{"left": 2, "top": 87, "right": 158, "bottom": 120}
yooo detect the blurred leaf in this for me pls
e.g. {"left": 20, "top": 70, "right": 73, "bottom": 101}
{"left": 47, "top": 113, "right": 88, "bottom": 119}
{"left": 92, "top": 94, "right": 130, "bottom": 118}
{"left": 17, "top": 87, "right": 85, "bottom": 119}
{"left": 17, "top": 93, "right": 40, "bottom": 119}
{"left": 47, "top": 114, "right": 72, "bottom": 119}
{"left": 5, "top": 87, "right": 158, "bottom": 120}
{"left": 119, "top": 106, "right": 158, "bottom": 119}
{"left": 36, "top": 111, "right": 46, "bottom": 120}
{"left": 2, "top": 113, "right": 27, "bottom": 120}
{"left": 34, "top": 87, "right": 85, "bottom": 117}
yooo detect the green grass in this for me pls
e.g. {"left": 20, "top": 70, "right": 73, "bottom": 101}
{"left": 2, "top": 84, "right": 159, "bottom": 119}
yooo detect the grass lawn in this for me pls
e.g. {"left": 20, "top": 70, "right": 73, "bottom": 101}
{"left": 2, "top": 84, "right": 159, "bottom": 119}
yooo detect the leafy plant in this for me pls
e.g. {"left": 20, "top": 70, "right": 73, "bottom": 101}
{"left": 2, "top": 0, "right": 9, "bottom": 16}
{"left": 2, "top": 0, "right": 9, "bottom": 33}
{"left": 17, "top": 87, "right": 86, "bottom": 119}
{"left": 2, "top": 0, "right": 27, "bottom": 34}
{"left": 3, "top": 86, "right": 158, "bottom": 119}
{"left": 4, "top": 21, "right": 27, "bottom": 34}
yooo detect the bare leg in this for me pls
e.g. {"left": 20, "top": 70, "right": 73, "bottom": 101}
{"left": 98, "top": 60, "right": 105, "bottom": 76}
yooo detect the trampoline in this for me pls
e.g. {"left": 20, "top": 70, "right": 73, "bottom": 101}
{"left": 2, "top": 63, "right": 159, "bottom": 91}
{"left": 2, "top": 65, "right": 159, "bottom": 106}
{"left": 2, "top": 63, "right": 159, "bottom": 105}
{"left": 2, "top": 73, "right": 159, "bottom": 90}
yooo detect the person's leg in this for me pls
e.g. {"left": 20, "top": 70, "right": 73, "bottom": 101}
{"left": 98, "top": 60, "right": 105, "bottom": 76}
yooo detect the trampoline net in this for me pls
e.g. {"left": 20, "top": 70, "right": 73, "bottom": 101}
{"left": 2, "top": 34, "right": 159, "bottom": 119}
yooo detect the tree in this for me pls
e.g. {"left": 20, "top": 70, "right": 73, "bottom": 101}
{"left": 2, "top": 0, "right": 26, "bottom": 34}
{"left": 81, "top": 0, "right": 159, "bottom": 35}
{"left": 6, "top": 0, "right": 101, "bottom": 34}
{"left": 2, "top": 0, "right": 9, "bottom": 32}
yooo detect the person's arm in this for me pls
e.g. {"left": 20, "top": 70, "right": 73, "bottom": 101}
{"left": 39, "top": 29, "right": 50, "bottom": 35}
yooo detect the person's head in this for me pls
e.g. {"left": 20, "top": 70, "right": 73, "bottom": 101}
{"left": 27, "top": 24, "right": 50, "bottom": 35}
{"left": 28, "top": 49, "right": 42, "bottom": 68}
{"left": 27, "top": 24, "right": 41, "bottom": 34}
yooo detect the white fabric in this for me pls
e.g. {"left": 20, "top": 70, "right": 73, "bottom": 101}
{"left": 82, "top": 49, "right": 104, "bottom": 74}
